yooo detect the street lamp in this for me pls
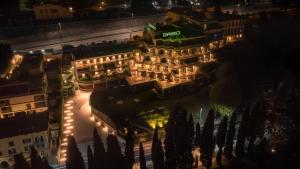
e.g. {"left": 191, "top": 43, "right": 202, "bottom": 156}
{"left": 271, "top": 148, "right": 276, "bottom": 153}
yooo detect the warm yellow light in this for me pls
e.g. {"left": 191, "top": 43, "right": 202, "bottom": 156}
{"left": 60, "top": 158, "right": 66, "bottom": 162}
{"left": 64, "top": 116, "right": 71, "bottom": 120}
{"left": 90, "top": 116, "right": 95, "bottom": 121}
{"left": 97, "top": 122, "right": 101, "bottom": 126}
{"left": 66, "top": 119, "right": 74, "bottom": 122}
{"left": 64, "top": 130, "right": 71, "bottom": 134}
{"left": 67, "top": 100, "right": 73, "bottom": 104}
{"left": 61, "top": 143, "right": 67, "bottom": 146}
{"left": 66, "top": 126, "right": 74, "bottom": 129}
{"left": 65, "top": 103, "right": 71, "bottom": 107}
{"left": 64, "top": 123, "right": 71, "bottom": 127}
{"left": 66, "top": 106, "right": 73, "bottom": 110}
{"left": 66, "top": 113, "right": 73, "bottom": 116}
{"left": 103, "top": 126, "right": 108, "bottom": 132}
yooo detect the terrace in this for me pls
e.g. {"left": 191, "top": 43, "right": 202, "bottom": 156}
{"left": 90, "top": 84, "right": 207, "bottom": 136}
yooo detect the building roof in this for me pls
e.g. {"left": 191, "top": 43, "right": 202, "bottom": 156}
{"left": 46, "top": 60, "right": 60, "bottom": 72}
{"left": 0, "top": 112, "right": 48, "bottom": 139}
{"left": 213, "top": 12, "right": 243, "bottom": 21}
{"left": 71, "top": 43, "right": 138, "bottom": 60}
{"left": 170, "top": 8, "right": 207, "bottom": 22}
{"left": 0, "top": 80, "right": 44, "bottom": 99}
{"left": 33, "top": 2, "right": 73, "bottom": 8}
{"left": 0, "top": 54, "right": 45, "bottom": 98}
{"left": 154, "top": 22, "right": 204, "bottom": 39}
{"left": 170, "top": 7, "right": 243, "bottom": 22}
{"left": 25, "top": 54, "right": 43, "bottom": 69}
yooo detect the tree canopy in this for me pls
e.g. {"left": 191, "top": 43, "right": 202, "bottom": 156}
{"left": 210, "top": 77, "right": 242, "bottom": 116}
{"left": 0, "top": 43, "right": 13, "bottom": 75}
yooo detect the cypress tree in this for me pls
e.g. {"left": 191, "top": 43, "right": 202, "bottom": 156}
{"left": 216, "top": 116, "right": 228, "bottom": 166}
{"left": 175, "top": 105, "right": 193, "bottom": 169}
{"left": 188, "top": 114, "right": 195, "bottom": 143}
{"left": 151, "top": 126, "right": 159, "bottom": 162}
{"left": 224, "top": 112, "right": 237, "bottom": 159}
{"left": 236, "top": 104, "right": 250, "bottom": 158}
{"left": 41, "top": 158, "right": 53, "bottom": 169}
{"left": 14, "top": 153, "right": 30, "bottom": 169}
{"left": 153, "top": 139, "right": 164, "bottom": 169}
{"left": 195, "top": 123, "right": 202, "bottom": 148}
{"left": 0, "top": 43, "right": 13, "bottom": 73}
{"left": 164, "top": 111, "right": 177, "bottom": 169}
{"left": 177, "top": 123, "right": 194, "bottom": 169}
{"left": 194, "top": 156, "right": 199, "bottom": 168}
{"left": 125, "top": 127, "right": 135, "bottom": 169}
{"left": 66, "top": 136, "right": 85, "bottom": 169}
{"left": 247, "top": 101, "right": 266, "bottom": 159}
{"left": 30, "top": 146, "right": 42, "bottom": 169}
{"left": 87, "top": 145, "right": 95, "bottom": 169}
{"left": 201, "top": 109, "right": 215, "bottom": 169}
{"left": 106, "top": 134, "right": 124, "bottom": 169}
{"left": 139, "top": 142, "right": 147, "bottom": 169}
{"left": 93, "top": 128, "right": 106, "bottom": 169}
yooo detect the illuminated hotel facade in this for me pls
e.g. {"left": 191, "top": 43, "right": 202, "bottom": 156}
{"left": 70, "top": 8, "right": 245, "bottom": 94}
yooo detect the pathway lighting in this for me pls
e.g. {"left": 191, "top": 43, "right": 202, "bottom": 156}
{"left": 103, "top": 126, "right": 108, "bottom": 132}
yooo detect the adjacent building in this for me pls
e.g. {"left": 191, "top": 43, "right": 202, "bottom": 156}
{"left": 33, "top": 2, "right": 74, "bottom": 20}
{"left": 0, "top": 112, "right": 49, "bottom": 166}
{"left": 167, "top": 7, "right": 245, "bottom": 42}
{"left": 0, "top": 53, "right": 52, "bottom": 167}
{"left": 0, "top": 54, "right": 48, "bottom": 119}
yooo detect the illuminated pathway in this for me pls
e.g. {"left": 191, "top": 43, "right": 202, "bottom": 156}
{"left": 57, "top": 88, "right": 154, "bottom": 168}
{"left": 59, "top": 92, "right": 96, "bottom": 163}
{"left": 59, "top": 100, "right": 75, "bottom": 162}
{"left": 59, "top": 91, "right": 123, "bottom": 164}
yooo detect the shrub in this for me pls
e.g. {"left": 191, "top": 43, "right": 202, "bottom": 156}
{"left": 209, "top": 77, "right": 242, "bottom": 116}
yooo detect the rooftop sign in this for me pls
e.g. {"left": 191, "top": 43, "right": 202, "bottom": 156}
{"left": 163, "top": 31, "right": 181, "bottom": 38}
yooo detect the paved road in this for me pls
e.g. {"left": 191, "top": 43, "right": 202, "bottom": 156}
{"left": 1, "top": 14, "right": 166, "bottom": 52}
{"left": 13, "top": 27, "right": 143, "bottom": 53}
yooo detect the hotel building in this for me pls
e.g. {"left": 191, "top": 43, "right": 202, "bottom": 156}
{"left": 167, "top": 7, "right": 245, "bottom": 42}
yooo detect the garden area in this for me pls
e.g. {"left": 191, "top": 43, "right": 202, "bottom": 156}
{"left": 90, "top": 84, "right": 209, "bottom": 134}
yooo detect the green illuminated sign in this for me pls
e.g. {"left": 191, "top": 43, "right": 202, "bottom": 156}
{"left": 163, "top": 31, "right": 181, "bottom": 38}
{"left": 148, "top": 23, "right": 156, "bottom": 31}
